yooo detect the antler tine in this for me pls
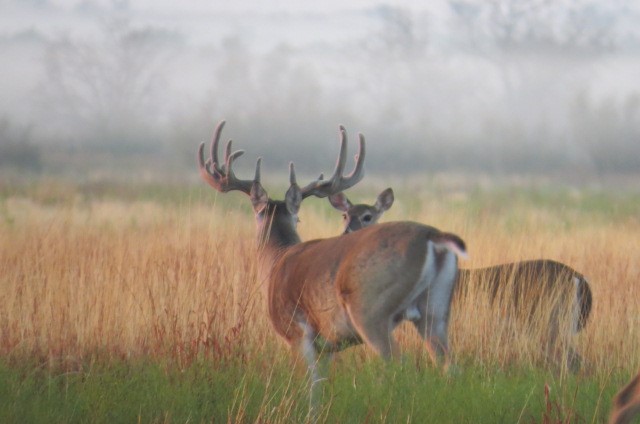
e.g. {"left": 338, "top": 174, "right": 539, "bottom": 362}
{"left": 197, "top": 120, "right": 254, "bottom": 195}
{"left": 289, "top": 162, "right": 297, "bottom": 186}
{"left": 343, "top": 133, "right": 366, "bottom": 182}
{"left": 223, "top": 139, "right": 245, "bottom": 173}
{"left": 299, "top": 125, "right": 366, "bottom": 199}
{"left": 255, "top": 157, "right": 262, "bottom": 183}
{"left": 198, "top": 142, "right": 216, "bottom": 185}
{"left": 330, "top": 125, "right": 348, "bottom": 180}
{"left": 210, "top": 120, "right": 225, "bottom": 173}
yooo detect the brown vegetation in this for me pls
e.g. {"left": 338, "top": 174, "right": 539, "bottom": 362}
{"left": 0, "top": 186, "right": 639, "bottom": 376}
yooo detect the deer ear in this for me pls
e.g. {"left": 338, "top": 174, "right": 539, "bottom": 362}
{"left": 285, "top": 184, "right": 302, "bottom": 215}
{"left": 250, "top": 181, "right": 269, "bottom": 214}
{"left": 375, "top": 188, "right": 394, "bottom": 212}
{"left": 328, "top": 192, "right": 352, "bottom": 211}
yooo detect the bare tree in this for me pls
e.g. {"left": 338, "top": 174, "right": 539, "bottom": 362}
{"left": 38, "top": 17, "right": 181, "bottom": 151}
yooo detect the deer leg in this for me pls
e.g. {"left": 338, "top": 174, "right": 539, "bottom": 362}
{"left": 557, "top": 329, "right": 582, "bottom": 373}
{"left": 565, "top": 278, "right": 584, "bottom": 372}
{"left": 412, "top": 306, "right": 450, "bottom": 369}
{"left": 364, "top": 319, "right": 400, "bottom": 360}
{"left": 544, "top": 303, "right": 579, "bottom": 372}
{"left": 543, "top": 312, "right": 560, "bottom": 368}
{"left": 345, "top": 303, "right": 399, "bottom": 360}
{"left": 566, "top": 347, "right": 582, "bottom": 373}
{"left": 299, "top": 322, "right": 327, "bottom": 420}
{"left": 412, "top": 252, "right": 457, "bottom": 370}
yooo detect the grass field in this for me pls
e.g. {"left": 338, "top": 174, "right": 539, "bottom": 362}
{"left": 1, "top": 177, "right": 639, "bottom": 423}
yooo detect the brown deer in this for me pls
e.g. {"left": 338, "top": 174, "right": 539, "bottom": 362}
{"left": 198, "top": 122, "right": 467, "bottom": 411}
{"left": 329, "top": 188, "right": 593, "bottom": 370}
{"left": 329, "top": 187, "right": 395, "bottom": 233}
{"left": 609, "top": 371, "right": 640, "bottom": 424}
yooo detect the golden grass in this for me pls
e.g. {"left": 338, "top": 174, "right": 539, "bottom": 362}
{"left": 1, "top": 186, "right": 639, "bottom": 377}
{"left": 1, "top": 197, "right": 263, "bottom": 367}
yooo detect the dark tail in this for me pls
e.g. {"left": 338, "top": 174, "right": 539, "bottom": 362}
{"left": 576, "top": 275, "right": 593, "bottom": 332}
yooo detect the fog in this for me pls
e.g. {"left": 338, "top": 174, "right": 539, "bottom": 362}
{"left": 1, "top": 0, "right": 640, "bottom": 182}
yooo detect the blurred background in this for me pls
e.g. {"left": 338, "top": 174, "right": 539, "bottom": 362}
{"left": 1, "top": 0, "right": 639, "bottom": 187}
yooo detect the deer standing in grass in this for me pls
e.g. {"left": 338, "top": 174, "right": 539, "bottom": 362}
{"left": 329, "top": 188, "right": 593, "bottom": 371}
{"left": 609, "top": 371, "right": 640, "bottom": 424}
{"left": 198, "top": 122, "right": 467, "bottom": 412}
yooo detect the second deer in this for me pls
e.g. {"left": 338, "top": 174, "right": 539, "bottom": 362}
{"left": 329, "top": 188, "right": 593, "bottom": 370}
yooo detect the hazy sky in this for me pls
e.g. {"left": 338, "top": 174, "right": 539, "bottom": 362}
{"left": 2, "top": 0, "right": 639, "bottom": 176}
{"left": 1, "top": 0, "right": 449, "bottom": 48}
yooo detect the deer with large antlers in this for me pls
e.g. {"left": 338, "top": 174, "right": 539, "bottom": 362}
{"left": 329, "top": 188, "right": 593, "bottom": 370}
{"left": 198, "top": 122, "right": 467, "bottom": 411}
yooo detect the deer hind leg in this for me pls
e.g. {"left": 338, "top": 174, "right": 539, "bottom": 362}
{"left": 545, "top": 294, "right": 581, "bottom": 372}
{"left": 344, "top": 302, "right": 400, "bottom": 360}
{"left": 412, "top": 296, "right": 451, "bottom": 370}
{"left": 564, "top": 291, "right": 583, "bottom": 372}
{"left": 541, "top": 305, "right": 573, "bottom": 373}
{"left": 564, "top": 276, "right": 585, "bottom": 372}
{"left": 411, "top": 310, "right": 437, "bottom": 362}
{"left": 412, "top": 250, "right": 458, "bottom": 370}
{"left": 299, "top": 321, "right": 329, "bottom": 420}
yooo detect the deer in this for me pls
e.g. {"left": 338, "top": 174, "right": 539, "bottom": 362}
{"left": 198, "top": 121, "right": 467, "bottom": 413}
{"left": 329, "top": 188, "right": 593, "bottom": 371}
{"left": 329, "top": 187, "right": 395, "bottom": 233}
{"left": 609, "top": 370, "right": 640, "bottom": 424}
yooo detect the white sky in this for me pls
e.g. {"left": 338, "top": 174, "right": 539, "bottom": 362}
{"left": 36, "top": 0, "right": 438, "bottom": 13}
{"left": 0, "top": 1, "right": 451, "bottom": 63}
{"left": 1, "top": 0, "right": 639, "bottom": 172}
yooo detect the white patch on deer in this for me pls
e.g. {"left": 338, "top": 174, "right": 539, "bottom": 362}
{"left": 439, "top": 239, "right": 468, "bottom": 260}
{"left": 394, "top": 241, "right": 437, "bottom": 320}
{"left": 299, "top": 321, "right": 317, "bottom": 363}
{"left": 404, "top": 306, "right": 421, "bottom": 321}
{"left": 571, "top": 276, "right": 582, "bottom": 335}
{"left": 427, "top": 247, "right": 458, "bottom": 325}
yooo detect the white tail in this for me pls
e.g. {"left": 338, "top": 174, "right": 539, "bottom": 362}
{"left": 330, "top": 188, "right": 593, "bottom": 370}
{"left": 198, "top": 122, "right": 467, "bottom": 412}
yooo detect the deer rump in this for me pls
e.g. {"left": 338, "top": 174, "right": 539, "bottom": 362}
{"left": 267, "top": 221, "right": 462, "bottom": 354}
{"left": 456, "top": 260, "right": 593, "bottom": 334}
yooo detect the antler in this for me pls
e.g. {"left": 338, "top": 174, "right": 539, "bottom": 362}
{"left": 297, "top": 125, "right": 366, "bottom": 199}
{"left": 197, "top": 120, "right": 260, "bottom": 195}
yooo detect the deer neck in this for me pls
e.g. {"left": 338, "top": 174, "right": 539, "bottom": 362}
{"left": 255, "top": 200, "right": 301, "bottom": 263}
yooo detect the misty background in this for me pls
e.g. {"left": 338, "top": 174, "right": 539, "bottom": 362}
{"left": 1, "top": 0, "right": 640, "bottom": 184}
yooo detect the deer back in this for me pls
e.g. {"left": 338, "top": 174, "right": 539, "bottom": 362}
{"left": 267, "top": 221, "right": 462, "bottom": 347}
{"left": 457, "top": 260, "right": 592, "bottom": 329}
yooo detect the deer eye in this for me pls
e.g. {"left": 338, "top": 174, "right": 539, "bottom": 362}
{"left": 343, "top": 214, "right": 348, "bottom": 220}
{"left": 362, "top": 214, "right": 372, "bottom": 223}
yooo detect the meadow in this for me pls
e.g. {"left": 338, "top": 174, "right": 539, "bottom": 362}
{"left": 1, "top": 176, "right": 639, "bottom": 423}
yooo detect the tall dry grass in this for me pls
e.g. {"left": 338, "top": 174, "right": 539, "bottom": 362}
{"left": 1, "top": 185, "right": 639, "bottom": 377}
{"left": 0, "top": 196, "right": 269, "bottom": 369}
